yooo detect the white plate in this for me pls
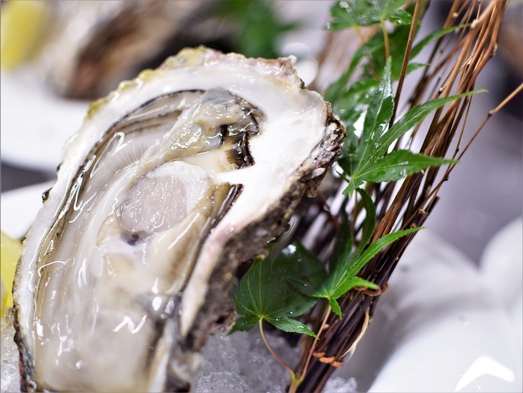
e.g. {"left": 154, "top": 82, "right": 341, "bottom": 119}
{"left": 0, "top": 68, "right": 89, "bottom": 173}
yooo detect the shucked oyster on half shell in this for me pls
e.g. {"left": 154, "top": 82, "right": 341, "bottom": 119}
{"left": 13, "top": 47, "right": 345, "bottom": 392}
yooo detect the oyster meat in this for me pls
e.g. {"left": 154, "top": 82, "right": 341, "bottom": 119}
{"left": 13, "top": 47, "right": 344, "bottom": 392}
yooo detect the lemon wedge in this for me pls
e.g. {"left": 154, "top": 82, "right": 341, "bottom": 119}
{"left": 1, "top": 0, "right": 48, "bottom": 70}
{"left": 1, "top": 231, "right": 22, "bottom": 316}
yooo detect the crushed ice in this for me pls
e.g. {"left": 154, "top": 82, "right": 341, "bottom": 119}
{"left": 1, "top": 312, "right": 357, "bottom": 392}
{"left": 323, "top": 377, "right": 358, "bottom": 393}
{"left": 1, "top": 310, "right": 19, "bottom": 393}
{"left": 194, "top": 329, "right": 358, "bottom": 393}
{"left": 194, "top": 329, "right": 300, "bottom": 393}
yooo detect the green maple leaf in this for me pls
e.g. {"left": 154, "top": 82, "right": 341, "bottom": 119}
{"left": 231, "top": 243, "right": 321, "bottom": 337}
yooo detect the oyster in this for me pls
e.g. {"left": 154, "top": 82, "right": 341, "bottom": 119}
{"left": 37, "top": 0, "right": 205, "bottom": 99}
{"left": 13, "top": 47, "right": 344, "bottom": 392}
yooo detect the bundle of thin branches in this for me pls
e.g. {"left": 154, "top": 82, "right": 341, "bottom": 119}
{"left": 296, "top": 1, "right": 511, "bottom": 391}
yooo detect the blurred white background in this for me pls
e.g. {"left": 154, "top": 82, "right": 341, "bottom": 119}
{"left": 1, "top": 1, "right": 521, "bottom": 392}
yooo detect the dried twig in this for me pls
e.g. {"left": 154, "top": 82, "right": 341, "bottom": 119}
{"left": 296, "top": 1, "right": 509, "bottom": 391}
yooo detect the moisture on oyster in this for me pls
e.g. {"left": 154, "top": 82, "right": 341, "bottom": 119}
{"left": 13, "top": 47, "right": 344, "bottom": 392}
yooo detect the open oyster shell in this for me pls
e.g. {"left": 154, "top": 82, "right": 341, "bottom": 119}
{"left": 38, "top": 0, "right": 206, "bottom": 99}
{"left": 13, "top": 47, "right": 344, "bottom": 392}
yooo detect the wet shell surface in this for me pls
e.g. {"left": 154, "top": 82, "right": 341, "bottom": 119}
{"left": 13, "top": 46, "right": 345, "bottom": 392}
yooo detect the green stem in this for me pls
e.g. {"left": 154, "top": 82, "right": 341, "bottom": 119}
{"left": 258, "top": 320, "right": 297, "bottom": 387}
{"left": 380, "top": 20, "right": 390, "bottom": 60}
{"left": 287, "top": 304, "right": 333, "bottom": 393}
{"left": 391, "top": 0, "right": 423, "bottom": 127}
{"left": 289, "top": 377, "right": 300, "bottom": 393}
{"left": 355, "top": 26, "right": 364, "bottom": 45}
